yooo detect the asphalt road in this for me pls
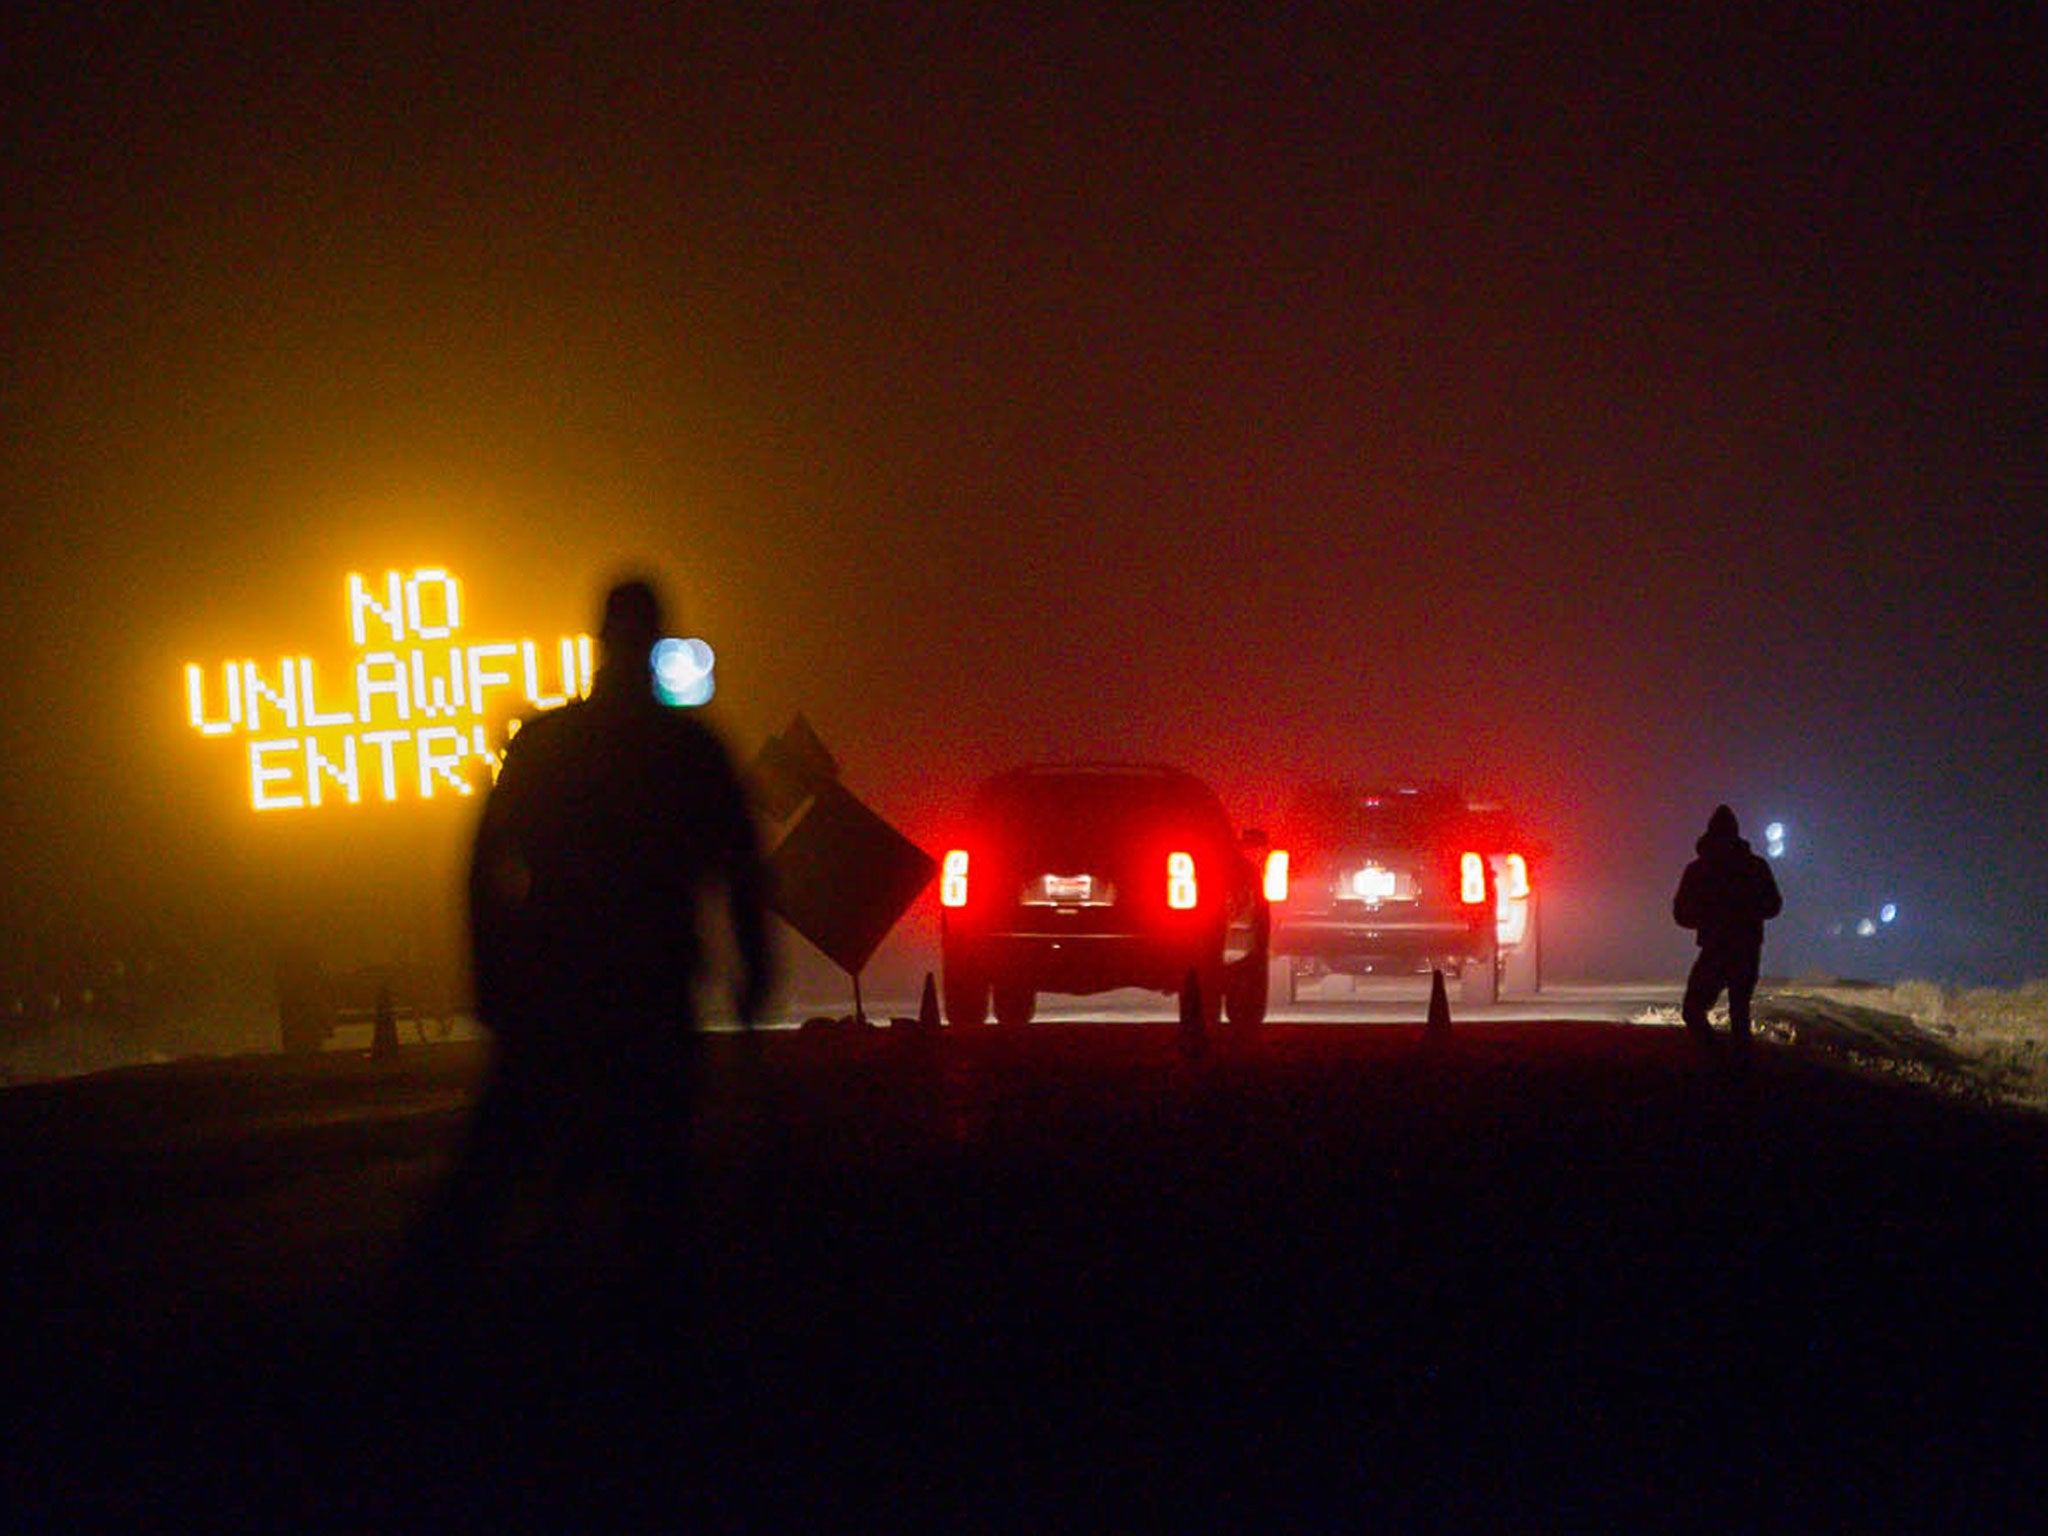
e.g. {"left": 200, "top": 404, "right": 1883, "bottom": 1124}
{"left": 5, "top": 1015, "right": 2045, "bottom": 1532}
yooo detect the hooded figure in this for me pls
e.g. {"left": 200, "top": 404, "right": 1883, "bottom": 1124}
{"left": 470, "top": 577, "right": 771, "bottom": 1034}
{"left": 410, "top": 576, "right": 772, "bottom": 1313}
{"left": 1673, "top": 804, "right": 1782, "bottom": 1044}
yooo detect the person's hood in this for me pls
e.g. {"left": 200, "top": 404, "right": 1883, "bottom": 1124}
{"left": 1697, "top": 804, "right": 1748, "bottom": 858}
{"left": 1697, "top": 830, "right": 1753, "bottom": 858}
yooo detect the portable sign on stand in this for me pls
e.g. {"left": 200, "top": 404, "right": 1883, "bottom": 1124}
{"left": 749, "top": 715, "right": 936, "bottom": 1026}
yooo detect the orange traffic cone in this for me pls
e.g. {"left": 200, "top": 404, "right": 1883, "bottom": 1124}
{"left": 1426, "top": 968, "right": 1453, "bottom": 1036}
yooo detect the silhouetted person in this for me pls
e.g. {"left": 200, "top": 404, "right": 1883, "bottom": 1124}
{"left": 410, "top": 576, "right": 772, "bottom": 1319}
{"left": 1673, "top": 804, "right": 1782, "bottom": 1047}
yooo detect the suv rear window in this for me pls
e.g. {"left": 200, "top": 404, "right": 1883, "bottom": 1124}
{"left": 1289, "top": 786, "right": 1469, "bottom": 848}
{"left": 978, "top": 769, "right": 1230, "bottom": 841}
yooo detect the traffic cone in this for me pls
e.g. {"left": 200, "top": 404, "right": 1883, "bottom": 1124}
{"left": 1426, "top": 968, "right": 1453, "bottom": 1036}
{"left": 918, "top": 972, "right": 941, "bottom": 1031}
{"left": 371, "top": 983, "right": 400, "bottom": 1059}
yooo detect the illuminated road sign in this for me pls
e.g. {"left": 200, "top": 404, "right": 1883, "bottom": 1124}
{"left": 184, "top": 567, "right": 594, "bottom": 811}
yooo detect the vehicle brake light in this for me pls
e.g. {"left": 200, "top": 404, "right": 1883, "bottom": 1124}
{"left": 1501, "top": 853, "right": 1530, "bottom": 901}
{"left": 1168, "top": 851, "right": 1198, "bottom": 910}
{"left": 1460, "top": 851, "right": 1487, "bottom": 905}
{"left": 941, "top": 849, "right": 969, "bottom": 908}
{"left": 1263, "top": 848, "right": 1290, "bottom": 902}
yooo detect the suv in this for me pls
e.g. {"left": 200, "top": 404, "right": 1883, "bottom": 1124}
{"left": 1269, "top": 783, "right": 1539, "bottom": 1005}
{"left": 940, "top": 764, "right": 1277, "bottom": 1030}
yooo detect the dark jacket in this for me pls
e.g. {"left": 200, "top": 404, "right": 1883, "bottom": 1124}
{"left": 1673, "top": 820, "right": 1782, "bottom": 954}
{"left": 469, "top": 675, "right": 771, "bottom": 1037}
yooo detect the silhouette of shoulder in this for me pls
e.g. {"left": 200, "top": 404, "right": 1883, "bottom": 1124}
{"left": 488, "top": 696, "right": 752, "bottom": 875}
{"left": 1673, "top": 834, "right": 1781, "bottom": 938}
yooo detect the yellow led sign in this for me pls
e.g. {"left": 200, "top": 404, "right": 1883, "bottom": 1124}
{"left": 185, "top": 568, "right": 594, "bottom": 811}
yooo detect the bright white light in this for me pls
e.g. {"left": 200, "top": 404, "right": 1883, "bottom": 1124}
{"left": 1856, "top": 918, "right": 1877, "bottom": 938}
{"left": 652, "top": 637, "right": 716, "bottom": 707}
{"left": 1351, "top": 867, "right": 1396, "bottom": 900}
{"left": 1764, "top": 821, "right": 1787, "bottom": 859}
{"left": 1880, "top": 903, "right": 1897, "bottom": 924}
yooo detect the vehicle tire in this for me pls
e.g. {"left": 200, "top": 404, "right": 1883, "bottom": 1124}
{"left": 1224, "top": 950, "right": 1269, "bottom": 1030}
{"left": 943, "top": 961, "right": 990, "bottom": 1027}
{"left": 1271, "top": 954, "right": 1298, "bottom": 1006}
{"left": 1498, "top": 896, "right": 1542, "bottom": 997}
{"left": 1177, "top": 966, "right": 1223, "bottom": 1044}
{"left": 1196, "top": 966, "right": 1227, "bottom": 1029}
{"left": 1460, "top": 935, "right": 1500, "bottom": 1007}
{"left": 992, "top": 979, "right": 1035, "bottom": 1028}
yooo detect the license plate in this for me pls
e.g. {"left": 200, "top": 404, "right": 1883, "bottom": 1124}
{"left": 1044, "top": 874, "right": 1094, "bottom": 903}
{"left": 1350, "top": 867, "right": 1398, "bottom": 900}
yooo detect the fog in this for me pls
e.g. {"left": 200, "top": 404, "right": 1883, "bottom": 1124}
{"left": 4, "top": 7, "right": 2043, "bottom": 1047}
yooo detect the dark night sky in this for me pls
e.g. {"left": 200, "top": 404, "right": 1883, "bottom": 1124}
{"left": 3, "top": 5, "right": 2043, "bottom": 985}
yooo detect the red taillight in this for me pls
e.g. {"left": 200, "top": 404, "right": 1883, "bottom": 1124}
{"left": 1263, "top": 848, "right": 1290, "bottom": 902}
{"left": 1500, "top": 853, "right": 1530, "bottom": 901}
{"left": 941, "top": 849, "right": 969, "bottom": 908}
{"left": 1460, "top": 851, "right": 1487, "bottom": 905}
{"left": 1168, "top": 851, "right": 1198, "bottom": 909}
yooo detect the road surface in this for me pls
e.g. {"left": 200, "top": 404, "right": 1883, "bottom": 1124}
{"left": 4, "top": 1011, "right": 2044, "bottom": 1531}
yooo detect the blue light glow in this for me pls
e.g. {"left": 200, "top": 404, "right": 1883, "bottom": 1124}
{"left": 652, "top": 637, "right": 715, "bottom": 707}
